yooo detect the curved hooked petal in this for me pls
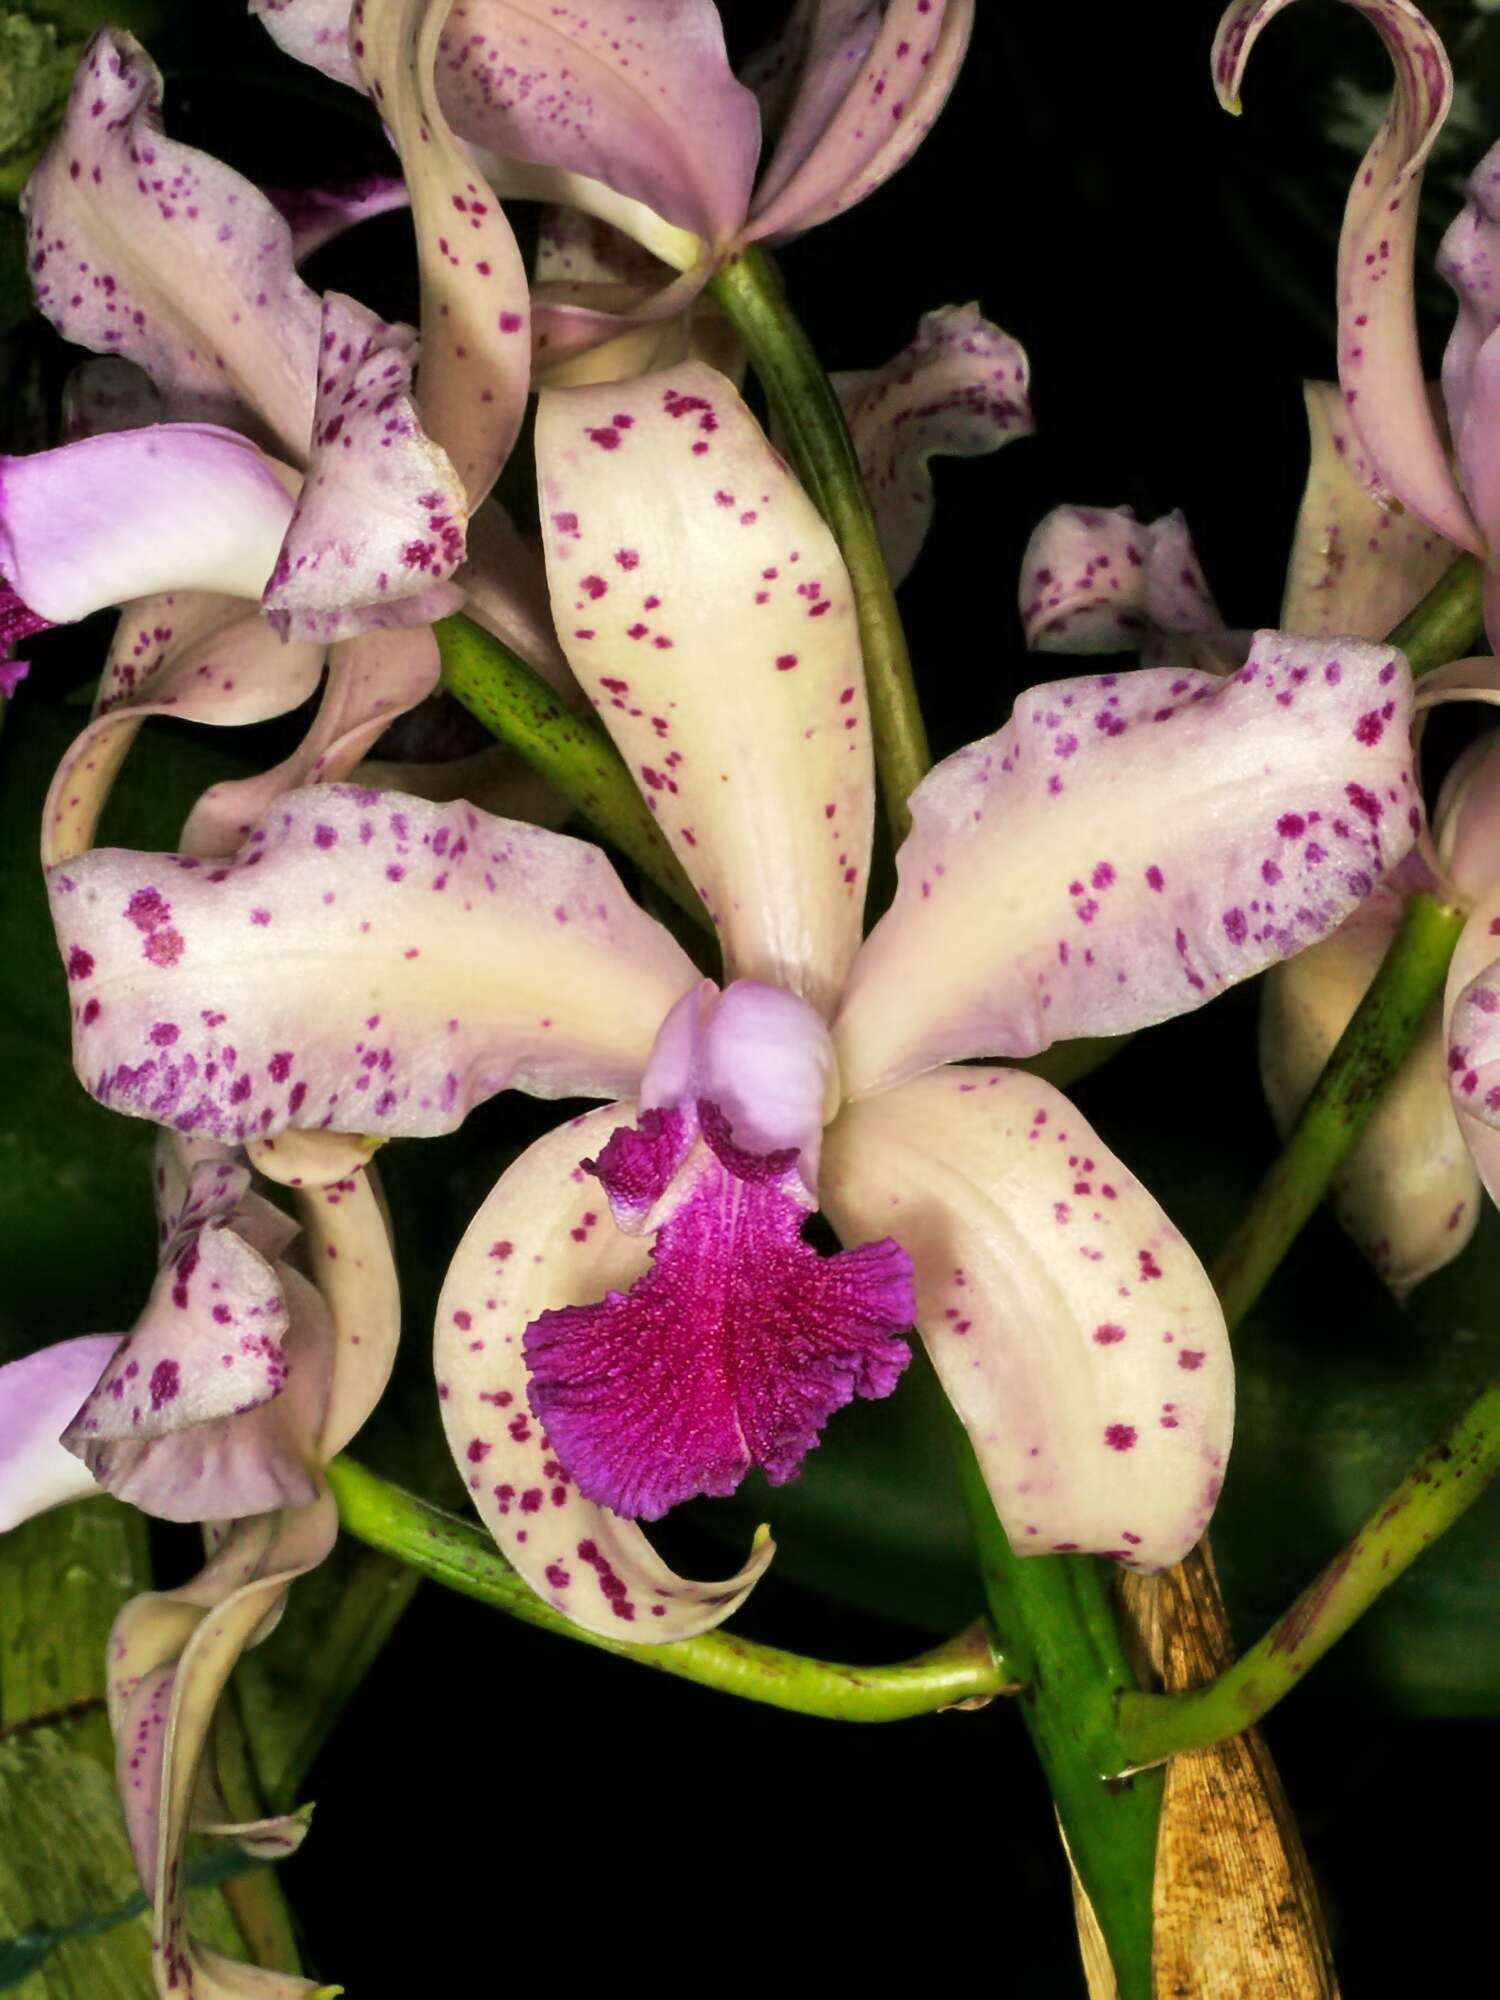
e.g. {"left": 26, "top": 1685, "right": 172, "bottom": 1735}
{"left": 436, "top": 1105, "right": 774, "bottom": 1640}
{"left": 1282, "top": 381, "right": 1458, "bottom": 637}
{"left": 252, "top": 0, "right": 364, "bottom": 89}
{"left": 0, "top": 427, "right": 293, "bottom": 626}
{"left": 822, "top": 1069, "right": 1232, "bottom": 1570}
{"left": 22, "top": 29, "right": 321, "bottom": 461}
{"left": 113, "top": 1497, "right": 340, "bottom": 1996}
{"left": 835, "top": 635, "right": 1420, "bottom": 1098}
{"left": 50, "top": 783, "right": 699, "bottom": 1145}
{"left": 1261, "top": 885, "right": 1479, "bottom": 1291}
{"left": 267, "top": 174, "right": 411, "bottom": 263}
{"left": 745, "top": 0, "right": 975, "bottom": 245}
{"left": 352, "top": 0, "right": 532, "bottom": 508}
{"left": 433, "top": 0, "right": 760, "bottom": 249}
{"left": 1020, "top": 504, "right": 1232, "bottom": 667}
{"left": 0, "top": 1336, "right": 117, "bottom": 1530}
{"left": 742, "top": 1, "right": 882, "bottom": 186}
{"left": 1439, "top": 143, "right": 1500, "bottom": 646}
{"left": 833, "top": 303, "right": 1032, "bottom": 588}
{"left": 537, "top": 362, "right": 874, "bottom": 1014}
{"left": 262, "top": 294, "right": 467, "bottom": 643}
{"left": 182, "top": 625, "right": 439, "bottom": 859}
{"left": 297, "top": 1164, "right": 401, "bottom": 1459}
{"left": 42, "top": 594, "right": 325, "bottom": 868}
{"left": 1214, "top": 0, "right": 1477, "bottom": 551}
{"left": 1435, "top": 726, "right": 1500, "bottom": 902}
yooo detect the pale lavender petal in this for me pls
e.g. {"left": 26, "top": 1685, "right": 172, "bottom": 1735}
{"left": 353, "top": 0, "right": 533, "bottom": 507}
{"left": 536, "top": 362, "right": 874, "bottom": 1015}
{"left": 1438, "top": 142, "right": 1500, "bottom": 632}
{"left": 822, "top": 1069, "right": 1233, "bottom": 1571}
{"left": 833, "top": 304, "right": 1032, "bottom": 588}
{"left": 1282, "top": 381, "right": 1458, "bottom": 638}
{"left": 42, "top": 594, "right": 325, "bottom": 868}
{"left": 266, "top": 174, "right": 410, "bottom": 263}
{"left": 835, "top": 636, "right": 1420, "bottom": 1097}
{"left": 22, "top": 30, "right": 322, "bottom": 461}
{"left": 0, "top": 1336, "right": 116, "bottom": 1530}
{"left": 745, "top": 0, "right": 974, "bottom": 245}
{"left": 743, "top": 1, "right": 881, "bottom": 201}
{"left": 434, "top": 0, "right": 760, "bottom": 246}
{"left": 61, "top": 357, "right": 163, "bottom": 440}
{"left": 252, "top": 0, "right": 364, "bottom": 89}
{"left": 1019, "top": 504, "right": 1229, "bottom": 664}
{"left": 180, "top": 625, "right": 439, "bottom": 858}
{"left": 262, "top": 294, "right": 467, "bottom": 643}
{"left": 0, "top": 428, "right": 293, "bottom": 625}
{"left": 1214, "top": 0, "right": 1478, "bottom": 552}
{"left": 1260, "top": 884, "right": 1479, "bottom": 1291}
{"left": 50, "top": 783, "right": 698, "bottom": 1145}
{"left": 437, "top": 1105, "right": 774, "bottom": 1641}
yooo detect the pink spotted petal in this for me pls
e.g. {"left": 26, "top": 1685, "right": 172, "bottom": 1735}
{"left": 523, "top": 1097, "right": 912, "bottom": 1520}
{"left": 50, "top": 783, "right": 698, "bottom": 1145}
{"left": 436, "top": 1105, "right": 774, "bottom": 1640}
{"left": 833, "top": 304, "right": 1032, "bottom": 588}
{"left": 1020, "top": 504, "right": 1234, "bottom": 670}
{"left": 181, "top": 624, "right": 439, "bottom": 859}
{"left": 434, "top": 0, "right": 760, "bottom": 248}
{"left": 22, "top": 30, "right": 322, "bottom": 461}
{"left": 835, "top": 635, "right": 1420, "bottom": 1097}
{"left": 1261, "top": 884, "right": 1479, "bottom": 1292}
{"left": 1214, "top": 0, "right": 1478, "bottom": 552}
{"left": 252, "top": 0, "right": 364, "bottom": 89}
{"left": 261, "top": 294, "right": 466, "bottom": 643}
{"left": 742, "top": 1, "right": 882, "bottom": 194}
{"left": 352, "top": 0, "right": 533, "bottom": 506}
{"left": 1440, "top": 142, "right": 1500, "bottom": 643}
{"left": 745, "top": 0, "right": 974, "bottom": 245}
{"left": 111, "top": 1496, "right": 339, "bottom": 1995}
{"left": 822, "top": 1069, "right": 1232, "bottom": 1570}
{"left": 297, "top": 1164, "right": 401, "bottom": 1460}
{"left": 266, "top": 173, "right": 411, "bottom": 262}
{"left": 536, "top": 362, "right": 874, "bottom": 1014}
{"left": 1282, "top": 381, "right": 1458, "bottom": 637}
{"left": 42, "top": 594, "right": 325, "bottom": 868}
{"left": 0, "top": 1336, "right": 117, "bottom": 1530}
{"left": 1444, "top": 876, "right": 1500, "bottom": 1144}
{"left": 0, "top": 428, "right": 294, "bottom": 626}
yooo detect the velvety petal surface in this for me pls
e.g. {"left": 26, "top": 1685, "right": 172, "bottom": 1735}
{"left": 436, "top": 1105, "right": 775, "bottom": 1640}
{"left": 821, "top": 1069, "right": 1233, "bottom": 1570}
{"left": 833, "top": 304, "right": 1031, "bottom": 588}
{"left": 352, "top": 0, "right": 532, "bottom": 506}
{"left": 1261, "top": 886, "right": 1479, "bottom": 1291}
{"left": 42, "top": 593, "right": 325, "bottom": 867}
{"left": 51, "top": 783, "right": 699, "bottom": 1144}
{"left": 745, "top": 0, "right": 974, "bottom": 244}
{"left": 262, "top": 294, "right": 466, "bottom": 642}
{"left": 22, "top": 30, "right": 321, "bottom": 461}
{"left": 1020, "top": 504, "right": 1230, "bottom": 664}
{"left": 835, "top": 637, "right": 1420, "bottom": 1097}
{"left": 181, "top": 625, "right": 439, "bottom": 858}
{"left": 0, "top": 427, "right": 293, "bottom": 625}
{"left": 0, "top": 1336, "right": 116, "bottom": 1530}
{"left": 1214, "top": 0, "right": 1477, "bottom": 550}
{"left": 432, "top": 0, "right": 760, "bottom": 247}
{"left": 524, "top": 1096, "right": 912, "bottom": 1519}
{"left": 536, "top": 362, "right": 874, "bottom": 1013}
{"left": 1281, "top": 380, "right": 1457, "bottom": 637}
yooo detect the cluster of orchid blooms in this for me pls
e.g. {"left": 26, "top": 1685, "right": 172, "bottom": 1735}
{"left": 4, "top": 0, "right": 1500, "bottom": 1991}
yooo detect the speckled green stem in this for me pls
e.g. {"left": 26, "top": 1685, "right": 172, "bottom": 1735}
{"left": 1112, "top": 1380, "right": 1500, "bottom": 1771}
{"left": 1390, "top": 552, "right": 1486, "bottom": 679}
{"left": 435, "top": 613, "right": 704, "bottom": 924}
{"left": 1213, "top": 891, "right": 1467, "bottom": 1331}
{"left": 325, "top": 1456, "right": 1010, "bottom": 1722}
{"left": 708, "top": 246, "right": 930, "bottom": 841}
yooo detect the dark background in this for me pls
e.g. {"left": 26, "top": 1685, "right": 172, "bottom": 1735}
{"left": 8, "top": 1, "right": 1500, "bottom": 1991}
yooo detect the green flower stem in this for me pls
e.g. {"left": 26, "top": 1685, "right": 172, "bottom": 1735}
{"left": 944, "top": 1418, "right": 1162, "bottom": 2000}
{"left": 1389, "top": 551, "right": 1485, "bottom": 680}
{"left": 708, "top": 245, "right": 930, "bottom": 841}
{"left": 1212, "top": 890, "right": 1467, "bottom": 1332}
{"left": 434, "top": 613, "right": 704, "bottom": 925}
{"left": 325, "top": 1455, "right": 1010, "bottom": 1722}
{"left": 1112, "top": 1380, "right": 1500, "bottom": 1772}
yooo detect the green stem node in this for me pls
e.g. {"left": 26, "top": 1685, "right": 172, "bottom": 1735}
{"left": 325, "top": 1456, "right": 1010, "bottom": 1723}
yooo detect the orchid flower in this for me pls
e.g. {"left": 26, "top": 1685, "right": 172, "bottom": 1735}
{"left": 42, "top": 359, "right": 1421, "bottom": 1640}
{"left": 256, "top": 0, "right": 975, "bottom": 368}
{"left": 0, "top": 1140, "right": 397, "bottom": 1998}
